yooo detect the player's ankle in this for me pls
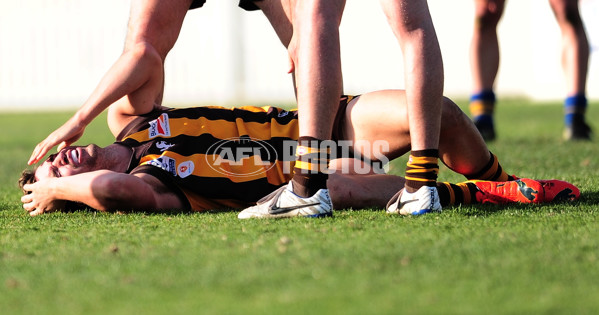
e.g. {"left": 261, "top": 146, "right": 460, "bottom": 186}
{"left": 291, "top": 174, "right": 327, "bottom": 197}
{"left": 404, "top": 149, "right": 439, "bottom": 193}
{"left": 293, "top": 136, "right": 331, "bottom": 197}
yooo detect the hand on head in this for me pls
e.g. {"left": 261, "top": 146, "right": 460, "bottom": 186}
{"left": 28, "top": 118, "right": 86, "bottom": 165}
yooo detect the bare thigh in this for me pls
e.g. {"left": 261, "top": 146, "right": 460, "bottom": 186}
{"left": 341, "top": 90, "right": 412, "bottom": 162}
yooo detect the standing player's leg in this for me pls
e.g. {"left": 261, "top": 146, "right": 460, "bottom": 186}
{"left": 238, "top": 0, "right": 346, "bottom": 219}
{"left": 549, "top": 0, "right": 591, "bottom": 140}
{"left": 469, "top": 0, "right": 505, "bottom": 141}
{"left": 379, "top": 0, "right": 444, "bottom": 215}
{"left": 290, "top": 0, "right": 345, "bottom": 199}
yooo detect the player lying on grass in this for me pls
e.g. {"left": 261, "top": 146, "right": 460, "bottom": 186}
{"left": 19, "top": 88, "right": 580, "bottom": 218}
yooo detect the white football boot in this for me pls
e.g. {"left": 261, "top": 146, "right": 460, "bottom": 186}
{"left": 386, "top": 186, "right": 442, "bottom": 215}
{"left": 238, "top": 181, "right": 333, "bottom": 219}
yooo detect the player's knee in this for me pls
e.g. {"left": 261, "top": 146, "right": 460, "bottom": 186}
{"left": 475, "top": 6, "right": 503, "bottom": 30}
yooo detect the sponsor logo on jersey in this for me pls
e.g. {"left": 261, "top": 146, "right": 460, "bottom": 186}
{"left": 277, "top": 110, "right": 289, "bottom": 118}
{"left": 149, "top": 113, "right": 171, "bottom": 138}
{"left": 177, "top": 161, "right": 195, "bottom": 178}
{"left": 146, "top": 156, "right": 177, "bottom": 176}
{"left": 156, "top": 141, "right": 175, "bottom": 152}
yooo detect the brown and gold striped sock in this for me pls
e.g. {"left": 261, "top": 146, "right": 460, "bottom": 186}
{"left": 436, "top": 181, "right": 479, "bottom": 206}
{"left": 466, "top": 152, "right": 515, "bottom": 182}
{"left": 469, "top": 99, "right": 495, "bottom": 118}
{"left": 292, "top": 136, "right": 330, "bottom": 198}
{"left": 404, "top": 149, "right": 439, "bottom": 193}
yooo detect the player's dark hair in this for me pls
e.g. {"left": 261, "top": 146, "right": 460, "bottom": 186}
{"left": 18, "top": 168, "right": 85, "bottom": 212}
{"left": 18, "top": 169, "right": 37, "bottom": 193}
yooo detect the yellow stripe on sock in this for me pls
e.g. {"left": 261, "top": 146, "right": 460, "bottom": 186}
{"left": 469, "top": 100, "right": 495, "bottom": 116}
{"left": 405, "top": 176, "right": 437, "bottom": 183}
{"left": 296, "top": 145, "right": 331, "bottom": 156}
{"left": 405, "top": 168, "right": 440, "bottom": 174}
{"left": 295, "top": 160, "right": 328, "bottom": 172}
{"left": 477, "top": 154, "right": 509, "bottom": 181}
{"left": 479, "top": 154, "right": 499, "bottom": 180}
{"left": 408, "top": 156, "right": 439, "bottom": 166}
{"left": 456, "top": 182, "right": 472, "bottom": 204}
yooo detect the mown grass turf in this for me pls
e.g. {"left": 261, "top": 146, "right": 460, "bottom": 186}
{"left": 1, "top": 99, "right": 598, "bottom": 314}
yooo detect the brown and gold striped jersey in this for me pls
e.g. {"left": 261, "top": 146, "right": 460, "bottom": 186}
{"left": 116, "top": 105, "right": 299, "bottom": 211}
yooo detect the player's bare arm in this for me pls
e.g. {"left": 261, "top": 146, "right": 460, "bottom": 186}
{"left": 28, "top": 0, "right": 190, "bottom": 165}
{"left": 28, "top": 43, "right": 165, "bottom": 165}
{"left": 21, "top": 170, "right": 184, "bottom": 216}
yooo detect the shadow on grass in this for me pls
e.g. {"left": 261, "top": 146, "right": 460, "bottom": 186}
{"left": 129, "top": 208, "right": 238, "bottom": 216}
{"left": 450, "top": 203, "right": 521, "bottom": 217}
{"left": 449, "top": 197, "right": 592, "bottom": 218}
{"left": 66, "top": 206, "right": 236, "bottom": 217}
{"left": 579, "top": 189, "right": 599, "bottom": 204}
{"left": 61, "top": 189, "right": 599, "bottom": 218}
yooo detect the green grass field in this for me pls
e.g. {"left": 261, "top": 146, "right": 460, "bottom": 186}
{"left": 1, "top": 99, "right": 598, "bottom": 314}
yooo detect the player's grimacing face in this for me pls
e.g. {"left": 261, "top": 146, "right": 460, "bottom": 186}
{"left": 34, "top": 145, "right": 100, "bottom": 181}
